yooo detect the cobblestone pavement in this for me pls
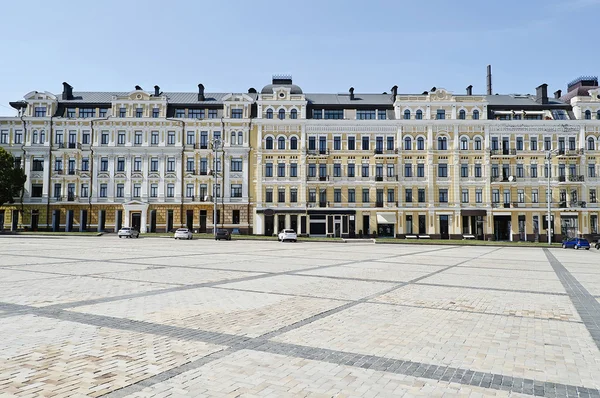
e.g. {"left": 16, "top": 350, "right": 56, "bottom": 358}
{"left": 1, "top": 236, "right": 600, "bottom": 397}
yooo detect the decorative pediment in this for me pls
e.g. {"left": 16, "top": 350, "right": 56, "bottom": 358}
{"left": 126, "top": 90, "right": 151, "bottom": 101}
{"left": 428, "top": 88, "right": 453, "bottom": 102}
{"left": 222, "top": 93, "right": 254, "bottom": 103}
{"left": 123, "top": 200, "right": 146, "bottom": 206}
{"left": 24, "top": 91, "right": 57, "bottom": 101}
{"left": 588, "top": 88, "right": 600, "bottom": 101}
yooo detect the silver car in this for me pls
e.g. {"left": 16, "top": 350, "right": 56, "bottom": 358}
{"left": 174, "top": 228, "right": 193, "bottom": 240}
{"left": 118, "top": 227, "right": 139, "bottom": 238}
{"left": 278, "top": 229, "right": 297, "bottom": 242}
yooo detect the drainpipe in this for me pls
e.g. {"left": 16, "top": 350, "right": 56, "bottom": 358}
{"left": 247, "top": 117, "right": 252, "bottom": 234}
{"left": 221, "top": 117, "right": 225, "bottom": 229}
{"left": 45, "top": 115, "right": 54, "bottom": 231}
{"left": 166, "top": 117, "right": 185, "bottom": 227}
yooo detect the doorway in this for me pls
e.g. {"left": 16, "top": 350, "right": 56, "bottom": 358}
{"left": 418, "top": 215, "right": 426, "bottom": 235}
{"left": 80, "top": 210, "right": 87, "bottom": 232}
{"left": 199, "top": 210, "right": 207, "bottom": 233}
{"left": 362, "top": 215, "right": 370, "bottom": 237}
{"left": 440, "top": 215, "right": 449, "bottom": 239}
{"left": 150, "top": 210, "right": 156, "bottom": 233}
{"left": 264, "top": 215, "right": 274, "bottom": 236}
{"left": 186, "top": 210, "right": 194, "bottom": 231}
{"left": 277, "top": 215, "right": 285, "bottom": 233}
{"left": 494, "top": 216, "right": 511, "bottom": 241}
{"left": 290, "top": 215, "right": 298, "bottom": 232}
{"left": 11, "top": 210, "right": 19, "bottom": 231}
{"left": 131, "top": 212, "right": 141, "bottom": 231}
{"left": 334, "top": 216, "right": 342, "bottom": 238}
{"left": 31, "top": 210, "right": 39, "bottom": 231}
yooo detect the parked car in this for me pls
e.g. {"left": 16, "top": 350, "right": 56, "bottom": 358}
{"left": 278, "top": 229, "right": 298, "bottom": 242}
{"left": 215, "top": 229, "right": 231, "bottom": 241}
{"left": 174, "top": 228, "right": 193, "bottom": 240}
{"left": 562, "top": 237, "right": 590, "bottom": 250}
{"left": 118, "top": 227, "right": 139, "bottom": 238}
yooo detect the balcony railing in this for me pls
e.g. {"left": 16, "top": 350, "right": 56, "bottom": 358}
{"left": 67, "top": 169, "right": 77, "bottom": 175}
{"left": 375, "top": 176, "right": 384, "bottom": 182}
{"left": 319, "top": 201, "right": 327, "bottom": 208}
{"left": 376, "top": 201, "right": 384, "bottom": 207}
{"left": 558, "top": 175, "right": 585, "bottom": 182}
{"left": 55, "top": 169, "right": 63, "bottom": 175}
{"left": 490, "top": 149, "right": 516, "bottom": 156}
{"left": 307, "top": 149, "right": 330, "bottom": 156}
{"left": 67, "top": 194, "right": 76, "bottom": 202}
{"left": 557, "top": 149, "right": 584, "bottom": 156}
{"left": 319, "top": 175, "right": 329, "bottom": 181}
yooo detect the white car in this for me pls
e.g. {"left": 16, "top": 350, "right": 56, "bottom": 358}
{"left": 118, "top": 227, "right": 139, "bottom": 238}
{"left": 278, "top": 229, "right": 297, "bottom": 242}
{"left": 174, "top": 228, "right": 193, "bottom": 240}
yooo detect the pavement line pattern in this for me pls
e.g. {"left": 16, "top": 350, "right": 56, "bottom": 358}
{"left": 544, "top": 249, "right": 600, "bottom": 350}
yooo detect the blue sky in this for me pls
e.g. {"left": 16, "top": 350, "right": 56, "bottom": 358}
{"left": 1, "top": 0, "right": 599, "bottom": 115}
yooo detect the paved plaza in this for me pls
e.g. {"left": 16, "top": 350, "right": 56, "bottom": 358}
{"left": 0, "top": 237, "right": 599, "bottom": 397}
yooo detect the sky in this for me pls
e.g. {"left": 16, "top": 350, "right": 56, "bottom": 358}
{"left": 1, "top": 0, "right": 599, "bottom": 116}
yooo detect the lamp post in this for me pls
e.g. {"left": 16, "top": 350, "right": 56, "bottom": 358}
{"left": 546, "top": 149, "right": 559, "bottom": 244}
{"left": 212, "top": 138, "right": 222, "bottom": 239}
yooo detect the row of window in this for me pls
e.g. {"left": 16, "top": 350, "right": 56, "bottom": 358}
{"left": 265, "top": 108, "right": 298, "bottom": 119}
{"left": 489, "top": 189, "right": 595, "bottom": 204}
{"left": 490, "top": 136, "right": 579, "bottom": 151}
{"left": 263, "top": 187, "right": 454, "bottom": 204}
{"left": 403, "top": 109, "right": 480, "bottom": 120}
{"left": 583, "top": 110, "right": 600, "bottom": 120}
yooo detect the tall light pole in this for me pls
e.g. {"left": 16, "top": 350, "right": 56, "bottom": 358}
{"left": 212, "top": 138, "right": 222, "bottom": 238}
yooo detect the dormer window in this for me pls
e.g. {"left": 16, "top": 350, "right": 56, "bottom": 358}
{"left": 290, "top": 109, "right": 297, "bottom": 119}
{"left": 175, "top": 109, "right": 185, "bottom": 118}
{"left": 278, "top": 109, "right": 285, "bottom": 120}
{"left": 79, "top": 108, "right": 95, "bottom": 118}
{"left": 357, "top": 110, "right": 375, "bottom": 120}
{"left": 119, "top": 107, "right": 126, "bottom": 117}
{"left": 66, "top": 108, "right": 76, "bottom": 118}
{"left": 99, "top": 109, "right": 108, "bottom": 117}
{"left": 189, "top": 109, "right": 203, "bottom": 118}
{"left": 208, "top": 109, "right": 218, "bottom": 119}
{"left": 266, "top": 109, "right": 273, "bottom": 119}
{"left": 34, "top": 107, "right": 47, "bottom": 117}
{"left": 136, "top": 108, "right": 143, "bottom": 118}
{"left": 584, "top": 110, "right": 591, "bottom": 119}
{"left": 231, "top": 109, "right": 243, "bottom": 119}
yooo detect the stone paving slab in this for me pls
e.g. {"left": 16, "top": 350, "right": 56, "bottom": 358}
{"left": 0, "top": 268, "right": 68, "bottom": 283}
{"left": 71, "top": 287, "right": 344, "bottom": 338}
{"left": 223, "top": 274, "right": 397, "bottom": 300}
{"left": 570, "top": 272, "right": 600, "bottom": 295}
{"left": 91, "top": 267, "right": 266, "bottom": 286}
{"left": 442, "top": 267, "right": 562, "bottom": 281}
{"left": 121, "top": 349, "right": 525, "bottom": 398}
{"left": 296, "top": 264, "right": 435, "bottom": 283}
{"left": 419, "top": 271, "right": 567, "bottom": 293}
{"left": 272, "top": 302, "right": 600, "bottom": 388}
{"left": 5, "top": 261, "right": 157, "bottom": 276}
{"left": 0, "top": 275, "right": 173, "bottom": 307}
{"left": 372, "top": 284, "right": 582, "bottom": 322}
{"left": 0, "top": 314, "right": 224, "bottom": 397}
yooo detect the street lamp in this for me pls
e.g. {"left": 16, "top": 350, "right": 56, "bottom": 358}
{"left": 212, "top": 138, "right": 222, "bottom": 239}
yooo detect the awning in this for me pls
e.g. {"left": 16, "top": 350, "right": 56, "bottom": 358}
{"left": 377, "top": 213, "right": 396, "bottom": 224}
{"left": 461, "top": 210, "right": 486, "bottom": 216}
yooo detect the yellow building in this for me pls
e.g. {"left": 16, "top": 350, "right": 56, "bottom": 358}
{"left": 2, "top": 75, "right": 600, "bottom": 242}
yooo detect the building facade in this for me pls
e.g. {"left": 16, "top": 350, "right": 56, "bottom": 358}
{"left": 2, "top": 76, "right": 600, "bottom": 241}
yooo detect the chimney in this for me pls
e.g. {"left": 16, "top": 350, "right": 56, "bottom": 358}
{"left": 554, "top": 89, "right": 562, "bottom": 99}
{"left": 154, "top": 85, "right": 160, "bottom": 96}
{"left": 486, "top": 65, "right": 492, "bottom": 95}
{"left": 391, "top": 85, "right": 398, "bottom": 100}
{"left": 198, "top": 84, "right": 205, "bottom": 101}
{"left": 349, "top": 87, "right": 355, "bottom": 100}
{"left": 62, "top": 82, "right": 73, "bottom": 100}
{"left": 536, "top": 84, "right": 548, "bottom": 104}
{"left": 135, "top": 85, "right": 142, "bottom": 91}
{"left": 466, "top": 85, "right": 473, "bottom": 96}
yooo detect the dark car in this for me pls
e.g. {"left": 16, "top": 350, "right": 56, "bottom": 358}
{"left": 562, "top": 237, "right": 590, "bottom": 250}
{"left": 215, "top": 229, "right": 231, "bottom": 241}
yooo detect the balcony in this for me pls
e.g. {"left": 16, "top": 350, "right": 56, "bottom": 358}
{"left": 503, "top": 203, "right": 511, "bottom": 208}
{"left": 385, "top": 175, "right": 398, "bottom": 182}
{"left": 490, "top": 149, "right": 516, "bottom": 157}
{"left": 306, "top": 149, "right": 330, "bottom": 156}
{"left": 319, "top": 175, "right": 329, "bottom": 182}
{"left": 200, "top": 144, "right": 208, "bottom": 150}
{"left": 375, "top": 176, "right": 384, "bottom": 182}
{"left": 319, "top": 201, "right": 327, "bottom": 208}
{"left": 185, "top": 196, "right": 195, "bottom": 202}
{"left": 558, "top": 175, "right": 585, "bottom": 183}
{"left": 376, "top": 201, "right": 384, "bottom": 208}
{"left": 67, "top": 169, "right": 77, "bottom": 176}
{"left": 491, "top": 176, "right": 517, "bottom": 183}
{"left": 374, "top": 148, "right": 398, "bottom": 156}
{"left": 67, "top": 194, "right": 76, "bottom": 202}
{"left": 55, "top": 169, "right": 63, "bottom": 175}
{"left": 557, "top": 149, "right": 584, "bottom": 157}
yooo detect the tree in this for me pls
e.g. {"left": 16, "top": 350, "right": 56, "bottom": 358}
{"left": 0, "top": 147, "right": 27, "bottom": 205}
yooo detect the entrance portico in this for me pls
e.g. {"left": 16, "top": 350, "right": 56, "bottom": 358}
{"left": 122, "top": 200, "right": 149, "bottom": 233}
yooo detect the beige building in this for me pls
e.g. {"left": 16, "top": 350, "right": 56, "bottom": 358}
{"left": 2, "top": 75, "right": 600, "bottom": 241}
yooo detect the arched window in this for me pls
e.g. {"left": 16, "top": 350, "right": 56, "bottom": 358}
{"left": 290, "top": 109, "right": 297, "bottom": 119}
{"left": 585, "top": 110, "right": 591, "bottom": 120}
{"left": 473, "top": 110, "right": 480, "bottom": 120}
{"left": 417, "top": 137, "right": 424, "bottom": 150}
{"left": 459, "top": 110, "right": 466, "bottom": 120}
{"left": 32, "top": 130, "right": 38, "bottom": 144}
{"left": 265, "top": 136, "right": 273, "bottom": 149}
{"left": 290, "top": 136, "right": 298, "bottom": 150}
{"left": 237, "top": 132, "right": 243, "bottom": 146}
{"left": 278, "top": 109, "right": 285, "bottom": 120}
{"left": 278, "top": 136, "right": 286, "bottom": 150}
{"left": 438, "top": 136, "right": 447, "bottom": 150}
{"left": 403, "top": 110, "right": 411, "bottom": 120}
{"left": 266, "top": 109, "right": 273, "bottom": 119}
{"left": 588, "top": 137, "right": 595, "bottom": 151}
{"left": 404, "top": 137, "right": 412, "bottom": 150}
{"left": 231, "top": 131, "right": 236, "bottom": 145}
{"left": 415, "top": 110, "right": 423, "bottom": 120}
{"left": 460, "top": 137, "right": 468, "bottom": 150}
{"left": 474, "top": 137, "right": 482, "bottom": 150}
{"left": 597, "top": 110, "right": 600, "bottom": 120}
